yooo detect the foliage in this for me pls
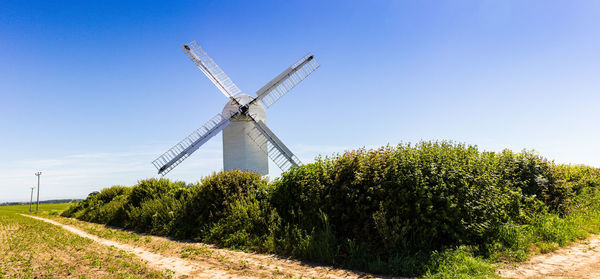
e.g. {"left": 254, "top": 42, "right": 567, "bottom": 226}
{"left": 423, "top": 247, "right": 497, "bottom": 279}
{"left": 61, "top": 141, "right": 600, "bottom": 277}
{"left": 62, "top": 185, "right": 131, "bottom": 226}
{"left": 170, "top": 170, "right": 270, "bottom": 240}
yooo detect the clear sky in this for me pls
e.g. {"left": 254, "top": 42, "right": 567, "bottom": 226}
{"left": 1, "top": 1, "right": 599, "bottom": 202}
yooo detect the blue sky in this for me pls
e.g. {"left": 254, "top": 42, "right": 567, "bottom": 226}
{"left": 1, "top": 1, "right": 599, "bottom": 202}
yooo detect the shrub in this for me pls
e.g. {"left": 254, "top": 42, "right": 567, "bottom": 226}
{"left": 127, "top": 194, "right": 183, "bottom": 235}
{"left": 171, "top": 170, "right": 269, "bottom": 240}
{"left": 61, "top": 141, "right": 600, "bottom": 276}
{"left": 127, "top": 178, "right": 186, "bottom": 208}
{"left": 205, "top": 190, "right": 279, "bottom": 251}
{"left": 61, "top": 185, "right": 131, "bottom": 225}
{"left": 273, "top": 143, "right": 535, "bottom": 262}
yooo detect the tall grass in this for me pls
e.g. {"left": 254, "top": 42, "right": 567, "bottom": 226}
{"left": 62, "top": 141, "right": 600, "bottom": 277}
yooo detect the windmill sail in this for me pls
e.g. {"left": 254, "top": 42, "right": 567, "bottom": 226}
{"left": 252, "top": 53, "right": 319, "bottom": 108}
{"left": 246, "top": 120, "right": 301, "bottom": 171}
{"left": 151, "top": 41, "right": 318, "bottom": 176}
{"left": 182, "top": 41, "right": 242, "bottom": 101}
{"left": 153, "top": 113, "right": 232, "bottom": 176}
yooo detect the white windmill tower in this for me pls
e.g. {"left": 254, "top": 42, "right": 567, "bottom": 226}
{"left": 152, "top": 41, "right": 319, "bottom": 176}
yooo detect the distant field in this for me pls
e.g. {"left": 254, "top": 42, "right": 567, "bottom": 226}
{"left": 0, "top": 203, "right": 71, "bottom": 214}
{"left": 0, "top": 203, "right": 168, "bottom": 278}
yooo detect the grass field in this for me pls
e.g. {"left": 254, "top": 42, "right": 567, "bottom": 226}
{"left": 0, "top": 203, "right": 169, "bottom": 278}
{"left": 0, "top": 203, "right": 369, "bottom": 278}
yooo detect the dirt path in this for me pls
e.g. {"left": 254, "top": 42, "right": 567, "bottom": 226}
{"left": 497, "top": 236, "right": 600, "bottom": 278}
{"left": 22, "top": 214, "right": 379, "bottom": 279}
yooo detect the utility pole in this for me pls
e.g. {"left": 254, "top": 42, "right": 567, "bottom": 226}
{"left": 29, "top": 187, "right": 34, "bottom": 212}
{"left": 35, "top": 172, "right": 42, "bottom": 212}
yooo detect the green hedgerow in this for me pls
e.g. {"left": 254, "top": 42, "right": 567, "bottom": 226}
{"left": 62, "top": 141, "right": 600, "bottom": 277}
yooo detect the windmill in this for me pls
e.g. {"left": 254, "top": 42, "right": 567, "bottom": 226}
{"left": 152, "top": 41, "right": 319, "bottom": 176}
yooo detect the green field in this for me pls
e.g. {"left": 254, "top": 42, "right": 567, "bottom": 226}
{"left": 0, "top": 203, "right": 168, "bottom": 278}
{"left": 0, "top": 203, "right": 69, "bottom": 215}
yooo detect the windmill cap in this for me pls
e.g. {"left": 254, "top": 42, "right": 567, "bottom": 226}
{"left": 222, "top": 94, "right": 266, "bottom": 121}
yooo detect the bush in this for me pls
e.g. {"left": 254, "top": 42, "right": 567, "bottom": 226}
{"left": 61, "top": 141, "right": 600, "bottom": 277}
{"left": 127, "top": 178, "right": 186, "bottom": 208}
{"left": 171, "top": 170, "right": 269, "bottom": 240}
{"left": 124, "top": 178, "right": 187, "bottom": 231}
{"left": 272, "top": 143, "right": 547, "bottom": 265}
{"left": 127, "top": 195, "right": 183, "bottom": 235}
{"left": 61, "top": 185, "right": 131, "bottom": 225}
{"left": 205, "top": 190, "right": 280, "bottom": 251}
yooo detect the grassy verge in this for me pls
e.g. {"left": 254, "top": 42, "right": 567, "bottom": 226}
{"left": 0, "top": 203, "right": 169, "bottom": 278}
{"left": 422, "top": 209, "right": 600, "bottom": 278}
{"left": 16, "top": 204, "right": 362, "bottom": 278}
{"left": 43, "top": 214, "right": 300, "bottom": 278}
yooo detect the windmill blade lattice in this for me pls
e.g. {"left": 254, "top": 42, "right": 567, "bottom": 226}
{"left": 252, "top": 53, "right": 319, "bottom": 108}
{"left": 153, "top": 113, "right": 232, "bottom": 176}
{"left": 246, "top": 120, "right": 301, "bottom": 171}
{"left": 152, "top": 41, "right": 319, "bottom": 176}
{"left": 182, "top": 41, "right": 242, "bottom": 101}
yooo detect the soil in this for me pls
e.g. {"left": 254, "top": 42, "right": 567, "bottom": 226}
{"left": 497, "top": 236, "right": 600, "bottom": 279}
{"left": 23, "top": 214, "right": 388, "bottom": 279}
